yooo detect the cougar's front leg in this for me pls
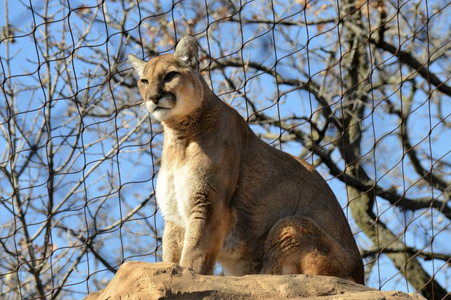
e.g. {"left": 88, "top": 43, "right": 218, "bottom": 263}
{"left": 162, "top": 220, "right": 185, "bottom": 263}
{"left": 180, "top": 194, "right": 228, "bottom": 275}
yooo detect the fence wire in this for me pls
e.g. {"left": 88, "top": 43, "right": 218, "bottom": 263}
{"left": 0, "top": 0, "right": 450, "bottom": 299}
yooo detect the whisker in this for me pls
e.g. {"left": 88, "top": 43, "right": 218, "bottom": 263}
{"left": 138, "top": 101, "right": 149, "bottom": 121}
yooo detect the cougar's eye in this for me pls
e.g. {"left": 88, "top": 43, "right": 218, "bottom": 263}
{"left": 164, "top": 71, "right": 179, "bottom": 82}
{"left": 140, "top": 78, "right": 149, "bottom": 86}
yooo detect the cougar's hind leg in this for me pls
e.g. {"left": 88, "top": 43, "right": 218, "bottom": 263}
{"left": 261, "top": 216, "right": 354, "bottom": 281}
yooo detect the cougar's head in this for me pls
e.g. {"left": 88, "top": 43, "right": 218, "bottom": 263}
{"left": 128, "top": 36, "right": 204, "bottom": 122}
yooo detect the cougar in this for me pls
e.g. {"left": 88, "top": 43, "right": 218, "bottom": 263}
{"left": 129, "top": 36, "right": 364, "bottom": 283}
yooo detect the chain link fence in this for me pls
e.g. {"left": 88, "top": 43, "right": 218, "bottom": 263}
{"left": 0, "top": 0, "right": 450, "bottom": 299}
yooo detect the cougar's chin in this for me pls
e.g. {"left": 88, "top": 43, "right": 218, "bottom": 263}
{"left": 146, "top": 103, "right": 171, "bottom": 121}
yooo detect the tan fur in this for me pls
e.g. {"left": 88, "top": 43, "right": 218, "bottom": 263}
{"left": 129, "top": 36, "right": 364, "bottom": 283}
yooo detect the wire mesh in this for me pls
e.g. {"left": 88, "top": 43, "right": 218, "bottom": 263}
{"left": 0, "top": 0, "right": 450, "bottom": 299}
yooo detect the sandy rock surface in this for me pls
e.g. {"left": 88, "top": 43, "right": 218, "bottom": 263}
{"left": 84, "top": 261, "right": 425, "bottom": 300}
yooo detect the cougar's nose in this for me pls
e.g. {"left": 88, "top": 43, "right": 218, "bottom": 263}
{"left": 147, "top": 90, "right": 162, "bottom": 104}
{"left": 145, "top": 83, "right": 163, "bottom": 104}
{"left": 148, "top": 94, "right": 160, "bottom": 104}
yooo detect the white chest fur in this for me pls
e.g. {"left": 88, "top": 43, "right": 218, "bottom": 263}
{"left": 156, "top": 163, "right": 199, "bottom": 228}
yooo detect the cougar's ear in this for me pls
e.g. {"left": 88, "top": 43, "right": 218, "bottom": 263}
{"left": 174, "top": 36, "right": 199, "bottom": 71}
{"left": 128, "top": 54, "right": 147, "bottom": 77}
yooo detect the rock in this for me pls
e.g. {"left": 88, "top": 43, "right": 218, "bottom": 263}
{"left": 84, "top": 262, "right": 425, "bottom": 300}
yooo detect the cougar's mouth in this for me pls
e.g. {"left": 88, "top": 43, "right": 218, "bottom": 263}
{"left": 145, "top": 93, "right": 176, "bottom": 113}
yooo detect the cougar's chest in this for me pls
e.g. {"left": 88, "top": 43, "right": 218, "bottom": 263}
{"left": 156, "top": 162, "right": 199, "bottom": 228}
